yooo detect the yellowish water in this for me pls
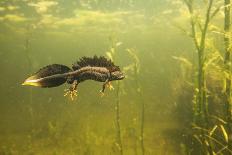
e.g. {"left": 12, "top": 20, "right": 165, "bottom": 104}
{"left": 0, "top": 0, "right": 211, "bottom": 154}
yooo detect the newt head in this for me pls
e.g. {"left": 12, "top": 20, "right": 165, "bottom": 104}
{"left": 110, "top": 71, "right": 125, "bottom": 81}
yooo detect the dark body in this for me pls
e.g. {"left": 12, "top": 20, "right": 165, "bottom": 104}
{"left": 67, "top": 66, "right": 110, "bottom": 83}
{"left": 23, "top": 56, "right": 124, "bottom": 94}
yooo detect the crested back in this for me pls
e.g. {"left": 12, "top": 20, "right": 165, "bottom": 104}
{"left": 72, "top": 55, "right": 120, "bottom": 72}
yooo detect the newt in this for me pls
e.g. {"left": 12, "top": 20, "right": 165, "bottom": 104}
{"left": 22, "top": 56, "right": 125, "bottom": 100}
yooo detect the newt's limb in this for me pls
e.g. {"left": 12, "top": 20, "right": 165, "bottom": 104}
{"left": 100, "top": 79, "right": 114, "bottom": 97}
{"left": 106, "top": 81, "right": 114, "bottom": 90}
{"left": 101, "top": 79, "right": 108, "bottom": 93}
{"left": 64, "top": 80, "right": 78, "bottom": 100}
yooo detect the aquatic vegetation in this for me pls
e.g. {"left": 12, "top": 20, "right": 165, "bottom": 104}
{"left": 106, "top": 34, "right": 124, "bottom": 155}
{"left": 223, "top": 0, "right": 232, "bottom": 153}
{"left": 171, "top": 0, "right": 232, "bottom": 154}
{"left": 126, "top": 48, "right": 144, "bottom": 155}
{"left": 5, "top": 0, "right": 232, "bottom": 154}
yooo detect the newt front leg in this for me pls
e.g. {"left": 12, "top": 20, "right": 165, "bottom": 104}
{"left": 64, "top": 80, "right": 78, "bottom": 100}
{"left": 100, "top": 79, "right": 114, "bottom": 97}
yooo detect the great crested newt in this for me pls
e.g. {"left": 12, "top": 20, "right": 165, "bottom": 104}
{"left": 22, "top": 56, "right": 125, "bottom": 100}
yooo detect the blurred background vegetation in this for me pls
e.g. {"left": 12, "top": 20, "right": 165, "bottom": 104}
{"left": 0, "top": 0, "right": 232, "bottom": 154}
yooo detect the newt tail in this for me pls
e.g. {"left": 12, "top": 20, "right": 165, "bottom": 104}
{"left": 22, "top": 56, "right": 125, "bottom": 100}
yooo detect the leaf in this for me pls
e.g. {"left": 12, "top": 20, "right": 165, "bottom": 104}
{"left": 172, "top": 56, "right": 192, "bottom": 67}
{"left": 210, "top": 6, "right": 221, "bottom": 20}
{"left": 222, "top": 77, "right": 226, "bottom": 93}
{"left": 216, "top": 146, "right": 228, "bottom": 154}
{"left": 126, "top": 48, "right": 140, "bottom": 73}
{"left": 106, "top": 52, "right": 113, "bottom": 61}
{"left": 172, "top": 23, "right": 191, "bottom": 37}
{"left": 220, "top": 125, "right": 228, "bottom": 142}
{"left": 224, "top": 71, "right": 230, "bottom": 79}
{"left": 123, "top": 64, "right": 134, "bottom": 72}
{"left": 116, "top": 42, "right": 122, "bottom": 47}
{"left": 210, "top": 115, "right": 227, "bottom": 124}
{"left": 110, "top": 47, "right": 115, "bottom": 54}
{"left": 193, "top": 134, "right": 202, "bottom": 144}
{"left": 127, "top": 49, "right": 139, "bottom": 63}
{"left": 204, "top": 139, "right": 209, "bottom": 146}
{"left": 209, "top": 125, "right": 218, "bottom": 136}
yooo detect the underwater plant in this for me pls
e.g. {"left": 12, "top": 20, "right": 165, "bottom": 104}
{"left": 223, "top": 0, "right": 232, "bottom": 153}
{"left": 173, "top": 0, "right": 232, "bottom": 154}
{"left": 184, "top": 0, "right": 213, "bottom": 125}
{"left": 106, "top": 34, "right": 124, "bottom": 155}
{"left": 126, "top": 48, "right": 144, "bottom": 155}
{"left": 106, "top": 35, "right": 145, "bottom": 155}
{"left": 183, "top": 1, "right": 214, "bottom": 153}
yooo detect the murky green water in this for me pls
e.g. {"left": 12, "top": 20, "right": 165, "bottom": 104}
{"left": 0, "top": 0, "right": 209, "bottom": 155}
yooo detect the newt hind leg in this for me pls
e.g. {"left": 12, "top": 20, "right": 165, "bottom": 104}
{"left": 64, "top": 80, "right": 78, "bottom": 101}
